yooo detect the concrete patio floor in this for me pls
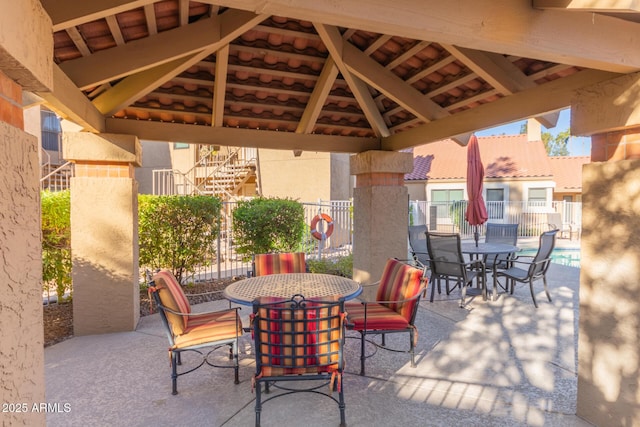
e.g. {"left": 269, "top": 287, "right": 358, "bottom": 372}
{"left": 45, "top": 238, "right": 592, "bottom": 427}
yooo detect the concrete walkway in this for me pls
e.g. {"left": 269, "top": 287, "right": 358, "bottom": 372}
{"left": 45, "top": 241, "right": 591, "bottom": 427}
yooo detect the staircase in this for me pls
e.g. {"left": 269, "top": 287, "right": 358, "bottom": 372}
{"left": 41, "top": 160, "right": 74, "bottom": 192}
{"left": 153, "top": 147, "right": 257, "bottom": 200}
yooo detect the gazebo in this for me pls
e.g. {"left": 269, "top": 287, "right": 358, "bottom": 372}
{"left": 2, "top": 2, "right": 640, "bottom": 425}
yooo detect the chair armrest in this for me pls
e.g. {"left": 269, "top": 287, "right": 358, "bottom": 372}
{"left": 355, "top": 282, "right": 427, "bottom": 306}
{"left": 359, "top": 280, "right": 381, "bottom": 289}
{"left": 188, "top": 307, "right": 242, "bottom": 318}
{"left": 161, "top": 305, "right": 241, "bottom": 318}
{"left": 510, "top": 255, "right": 534, "bottom": 264}
{"left": 465, "top": 259, "right": 485, "bottom": 269}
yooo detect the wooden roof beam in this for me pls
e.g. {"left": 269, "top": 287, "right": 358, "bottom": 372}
{"left": 314, "top": 23, "right": 389, "bottom": 137}
{"left": 43, "top": 0, "right": 156, "bottom": 32}
{"left": 105, "top": 118, "right": 381, "bottom": 153}
{"left": 382, "top": 69, "right": 620, "bottom": 151}
{"left": 442, "top": 44, "right": 559, "bottom": 128}
{"left": 221, "top": 0, "right": 640, "bottom": 72}
{"left": 533, "top": 0, "right": 640, "bottom": 12}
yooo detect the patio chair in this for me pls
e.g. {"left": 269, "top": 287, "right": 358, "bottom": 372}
{"left": 345, "top": 258, "right": 426, "bottom": 376}
{"left": 149, "top": 270, "right": 243, "bottom": 395}
{"left": 547, "top": 212, "right": 573, "bottom": 239}
{"left": 426, "top": 232, "right": 486, "bottom": 307}
{"left": 251, "top": 294, "right": 347, "bottom": 427}
{"left": 409, "top": 225, "right": 433, "bottom": 297}
{"left": 484, "top": 223, "right": 519, "bottom": 270}
{"left": 251, "top": 252, "right": 306, "bottom": 277}
{"left": 493, "top": 229, "right": 559, "bottom": 308}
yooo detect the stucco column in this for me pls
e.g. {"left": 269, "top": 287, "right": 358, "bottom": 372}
{"left": 63, "top": 133, "right": 142, "bottom": 335}
{"left": 572, "top": 72, "right": 640, "bottom": 426}
{"left": 350, "top": 150, "right": 414, "bottom": 297}
{"left": 0, "top": 71, "right": 46, "bottom": 426}
{"left": 0, "top": 1, "right": 52, "bottom": 425}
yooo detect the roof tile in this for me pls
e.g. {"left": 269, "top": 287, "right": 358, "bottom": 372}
{"left": 407, "top": 134, "right": 556, "bottom": 181}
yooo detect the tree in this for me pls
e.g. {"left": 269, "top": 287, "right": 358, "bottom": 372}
{"left": 521, "top": 121, "right": 570, "bottom": 156}
{"left": 542, "top": 130, "right": 570, "bottom": 156}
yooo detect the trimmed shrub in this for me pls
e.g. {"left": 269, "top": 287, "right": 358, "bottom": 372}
{"left": 138, "top": 195, "right": 222, "bottom": 284}
{"left": 232, "top": 197, "right": 305, "bottom": 257}
{"left": 41, "top": 190, "right": 72, "bottom": 302}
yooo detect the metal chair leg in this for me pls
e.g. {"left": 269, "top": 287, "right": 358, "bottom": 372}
{"left": 359, "top": 331, "right": 366, "bottom": 376}
{"left": 529, "top": 279, "right": 538, "bottom": 308}
{"left": 171, "top": 351, "right": 179, "bottom": 395}
{"left": 543, "top": 277, "right": 552, "bottom": 302}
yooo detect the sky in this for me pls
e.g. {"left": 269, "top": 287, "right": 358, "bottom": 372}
{"left": 474, "top": 108, "right": 591, "bottom": 156}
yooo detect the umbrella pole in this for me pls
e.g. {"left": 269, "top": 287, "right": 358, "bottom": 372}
{"left": 474, "top": 225, "right": 479, "bottom": 247}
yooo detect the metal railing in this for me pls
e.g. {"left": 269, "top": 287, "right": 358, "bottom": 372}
{"left": 154, "top": 198, "right": 582, "bottom": 283}
{"left": 40, "top": 159, "right": 74, "bottom": 192}
{"left": 409, "top": 200, "right": 582, "bottom": 238}
{"left": 181, "top": 200, "right": 353, "bottom": 282}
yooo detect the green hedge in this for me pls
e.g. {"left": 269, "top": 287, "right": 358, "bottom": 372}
{"left": 232, "top": 197, "right": 306, "bottom": 257}
{"left": 41, "top": 194, "right": 307, "bottom": 292}
{"left": 41, "top": 190, "right": 72, "bottom": 302}
{"left": 138, "top": 195, "right": 222, "bottom": 284}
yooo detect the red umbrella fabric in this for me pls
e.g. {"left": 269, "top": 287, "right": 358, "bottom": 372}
{"left": 465, "top": 134, "right": 488, "bottom": 245}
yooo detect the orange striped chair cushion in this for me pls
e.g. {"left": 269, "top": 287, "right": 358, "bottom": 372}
{"left": 172, "top": 309, "right": 242, "bottom": 350}
{"left": 253, "top": 296, "right": 342, "bottom": 377}
{"left": 343, "top": 303, "right": 409, "bottom": 330}
{"left": 254, "top": 252, "right": 306, "bottom": 276}
{"left": 375, "top": 258, "right": 423, "bottom": 321}
{"left": 152, "top": 270, "right": 192, "bottom": 335}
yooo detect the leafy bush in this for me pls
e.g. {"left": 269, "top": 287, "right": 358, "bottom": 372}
{"left": 232, "top": 197, "right": 305, "bottom": 257}
{"left": 307, "top": 254, "right": 353, "bottom": 278}
{"left": 41, "top": 190, "right": 72, "bottom": 301}
{"left": 138, "top": 195, "right": 222, "bottom": 284}
{"left": 449, "top": 200, "right": 467, "bottom": 231}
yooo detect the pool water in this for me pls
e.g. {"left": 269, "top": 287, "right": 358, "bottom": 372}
{"left": 518, "top": 248, "right": 581, "bottom": 268}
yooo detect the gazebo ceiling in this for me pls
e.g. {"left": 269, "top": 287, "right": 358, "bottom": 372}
{"left": 37, "top": 0, "right": 640, "bottom": 153}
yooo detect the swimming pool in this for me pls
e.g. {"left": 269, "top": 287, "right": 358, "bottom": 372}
{"left": 518, "top": 248, "right": 581, "bottom": 268}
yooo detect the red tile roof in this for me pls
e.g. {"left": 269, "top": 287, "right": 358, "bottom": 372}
{"left": 406, "top": 134, "right": 554, "bottom": 181}
{"left": 548, "top": 156, "right": 590, "bottom": 193}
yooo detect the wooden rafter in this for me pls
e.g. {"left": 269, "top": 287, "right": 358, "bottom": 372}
{"left": 91, "top": 11, "right": 269, "bottom": 115}
{"left": 105, "top": 118, "right": 381, "bottom": 153}
{"left": 382, "top": 69, "right": 620, "bottom": 151}
{"left": 314, "top": 23, "right": 390, "bottom": 137}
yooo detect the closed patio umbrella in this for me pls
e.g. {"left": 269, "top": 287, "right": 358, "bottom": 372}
{"left": 465, "top": 134, "right": 488, "bottom": 246}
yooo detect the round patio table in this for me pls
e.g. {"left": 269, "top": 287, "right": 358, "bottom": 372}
{"left": 223, "top": 273, "right": 362, "bottom": 306}
{"left": 461, "top": 242, "right": 519, "bottom": 301}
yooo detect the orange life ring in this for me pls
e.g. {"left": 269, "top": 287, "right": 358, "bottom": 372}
{"left": 310, "top": 213, "right": 334, "bottom": 240}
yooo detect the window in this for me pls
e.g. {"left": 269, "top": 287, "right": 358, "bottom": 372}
{"left": 41, "top": 110, "right": 61, "bottom": 151}
{"left": 431, "top": 189, "right": 464, "bottom": 217}
{"left": 486, "top": 188, "right": 504, "bottom": 219}
{"left": 528, "top": 188, "right": 547, "bottom": 202}
{"left": 173, "top": 142, "right": 189, "bottom": 149}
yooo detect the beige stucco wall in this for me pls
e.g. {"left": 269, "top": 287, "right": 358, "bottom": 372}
{"left": 136, "top": 140, "right": 172, "bottom": 194}
{"left": 577, "top": 159, "right": 640, "bottom": 426}
{"left": 0, "top": 121, "right": 46, "bottom": 425}
{"left": 71, "top": 177, "right": 140, "bottom": 335}
{"left": 406, "top": 181, "right": 426, "bottom": 201}
{"left": 259, "top": 149, "right": 337, "bottom": 201}
{"left": 330, "top": 153, "right": 352, "bottom": 200}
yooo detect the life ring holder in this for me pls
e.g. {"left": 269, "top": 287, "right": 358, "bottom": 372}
{"left": 310, "top": 213, "right": 334, "bottom": 240}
